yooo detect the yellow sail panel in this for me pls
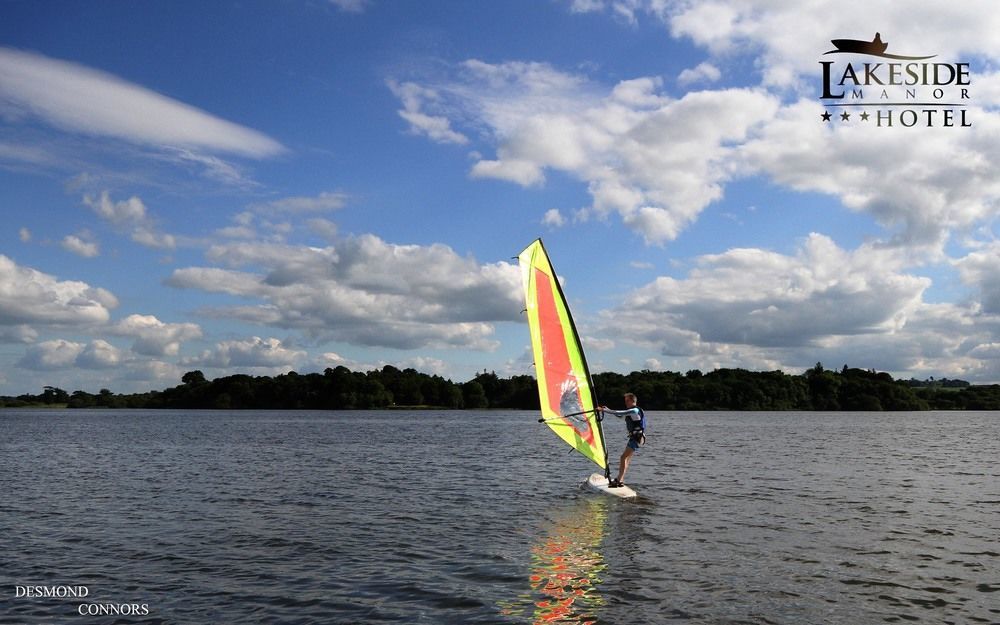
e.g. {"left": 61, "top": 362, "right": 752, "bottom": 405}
{"left": 519, "top": 239, "right": 606, "bottom": 469}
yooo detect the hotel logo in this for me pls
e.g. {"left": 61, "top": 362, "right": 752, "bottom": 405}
{"left": 819, "top": 32, "right": 971, "bottom": 128}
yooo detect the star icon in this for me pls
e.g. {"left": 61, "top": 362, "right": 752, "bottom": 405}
{"left": 860, "top": 111, "right": 870, "bottom": 121}
{"left": 821, "top": 111, "right": 832, "bottom": 122}
{"left": 840, "top": 111, "right": 851, "bottom": 121}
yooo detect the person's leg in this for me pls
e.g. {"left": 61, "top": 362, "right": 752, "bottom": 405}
{"left": 616, "top": 446, "right": 635, "bottom": 484}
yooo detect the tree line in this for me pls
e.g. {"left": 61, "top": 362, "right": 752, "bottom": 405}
{"left": 2, "top": 363, "right": 999, "bottom": 411}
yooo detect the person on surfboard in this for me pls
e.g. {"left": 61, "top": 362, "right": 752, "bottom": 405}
{"left": 599, "top": 393, "right": 646, "bottom": 488}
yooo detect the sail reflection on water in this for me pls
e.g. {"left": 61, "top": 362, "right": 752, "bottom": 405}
{"left": 499, "top": 498, "right": 609, "bottom": 624}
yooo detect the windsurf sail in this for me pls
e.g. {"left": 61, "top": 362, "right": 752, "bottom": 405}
{"left": 519, "top": 239, "right": 608, "bottom": 473}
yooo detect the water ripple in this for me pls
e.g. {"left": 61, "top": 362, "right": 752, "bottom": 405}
{"left": 2, "top": 409, "right": 998, "bottom": 624}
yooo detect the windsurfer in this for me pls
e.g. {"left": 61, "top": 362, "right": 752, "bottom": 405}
{"left": 599, "top": 393, "right": 646, "bottom": 488}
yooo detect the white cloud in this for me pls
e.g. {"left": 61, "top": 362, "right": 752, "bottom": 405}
{"left": 0, "top": 47, "right": 284, "bottom": 158}
{"left": 662, "top": 1, "right": 1000, "bottom": 89}
{"left": 61, "top": 232, "right": 99, "bottom": 258}
{"left": 0, "top": 324, "right": 37, "bottom": 344}
{"left": 393, "top": 60, "right": 779, "bottom": 243}
{"left": 601, "top": 234, "right": 929, "bottom": 351}
{"left": 542, "top": 208, "right": 566, "bottom": 227}
{"left": 307, "top": 218, "right": 339, "bottom": 242}
{"left": 216, "top": 212, "right": 258, "bottom": 240}
{"left": 677, "top": 62, "right": 721, "bottom": 86}
{"left": 328, "top": 0, "right": 368, "bottom": 13}
{"left": 578, "top": 229, "right": 1000, "bottom": 382}
{"left": 395, "top": 356, "right": 451, "bottom": 377}
{"left": 18, "top": 227, "right": 31, "bottom": 242}
{"left": 976, "top": 69, "right": 1000, "bottom": 108}
{"left": 184, "top": 336, "right": 306, "bottom": 369}
{"left": 78, "top": 339, "right": 125, "bottom": 369}
{"left": 787, "top": 301, "right": 1000, "bottom": 382}
{"left": 470, "top": 158, "right": 545, "bottom": 186}
{"left": 569, "top": 0, "right": 606, "bottom": 13}
{"left": 111, "top": 314, "right": 202, "bottom": 356}
{"left": 165, "top": 148, "right": 259, "bottom": 188}
{"left": 568, "top": 0, "right": 644, "bottom": 23}
{"left": 315, "top": 352, "right": 348, "bottom": 369}
{"left": 312, "top": 353, "right": 452, "bottom": 377}
{"left": 954, "top": 243, "right": 1000, "bottom": 314}
{"left": 86, "top": 191, "right": 146, "bottom": 224}
{"left": 250, "top": 192, "right": 349, "bottom": 214}
{"left": 166, "top": 234, "right": 523, "bottom": 351}
{"left": 968, "top": 343, "right": 1000, "bottom": 359}
{"left": 18, "top": 339, "right": 85, "bottom": 370}
{"left": 387, "top": 80, "right": 469, "bottom": 145}
{"left": 0, "top": 255, "right": 117, "bottom": 327}
{"left": 132, "top": 228, "right": 177, "bottom": 250}
{"left": 15, "top": 337, "right": 150, "bottom": 374}
{"left": 375, "top": 1, "right": 1000, "bottom": 381}
{"left": 0, "top": 141, "right": 55, "bottom": 168}
{"left": 439, "top": 2, "right": 1000, "bottom": 252}
{"left": 565, "top": 1, "right": 1000, "bottom": 97}
{"left": 121, "top": 359, "right": 185, "bottom": 387}
{"left": 83, "top": 191, "right": 177, "bottom": 250}
{"left": 166, "top": 267, "right": 262, "bottom": 297}
{"left": 740, "top": 100, "right": 1000, "bottom": 248}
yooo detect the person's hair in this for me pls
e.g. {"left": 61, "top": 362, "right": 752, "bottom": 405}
{"left": 624, "top": 392, "right": 637, "bottom": 403}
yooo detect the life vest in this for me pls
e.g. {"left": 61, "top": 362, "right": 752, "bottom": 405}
{"left": 626, "top": 407, "right": 646, "bottom": 435}
{"left": 626, "top": 407, "right": 646, "bottom": 447}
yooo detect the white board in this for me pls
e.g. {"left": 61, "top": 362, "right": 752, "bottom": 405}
{"left": 584, "top": 472, "right": 637, "bottom": 499}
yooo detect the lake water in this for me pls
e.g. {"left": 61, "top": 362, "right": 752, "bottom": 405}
{"left": 1, "top": 409, "right": 998, "bottom": 624}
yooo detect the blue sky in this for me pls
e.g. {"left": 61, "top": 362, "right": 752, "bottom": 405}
{"left": 3, "top": 0, "right": 1000, "bottom": 395}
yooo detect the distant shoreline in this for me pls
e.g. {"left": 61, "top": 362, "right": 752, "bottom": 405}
{"left": 2, "top": 364, "right": 998, "bottom": 411}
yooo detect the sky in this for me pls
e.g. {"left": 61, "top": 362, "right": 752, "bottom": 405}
{"left": 2, "top": 0, "right": 1000, "bottom": 396}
